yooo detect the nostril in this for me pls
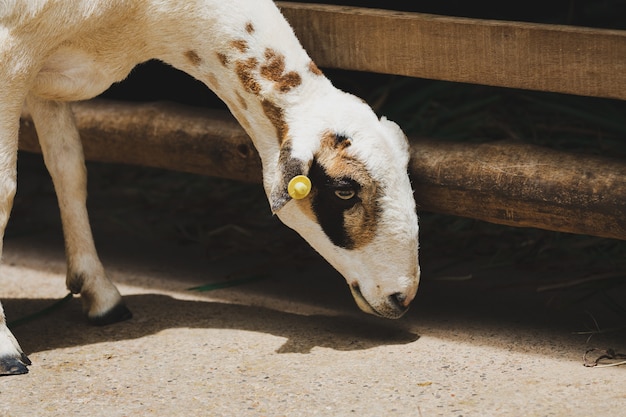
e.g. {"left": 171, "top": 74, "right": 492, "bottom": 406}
{"left": 389, "top": 292, "right": 409, "bottom": 310}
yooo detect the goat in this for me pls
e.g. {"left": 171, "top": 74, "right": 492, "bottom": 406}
{"left": 0, "top": 0, "right": 420, "bottom": 375}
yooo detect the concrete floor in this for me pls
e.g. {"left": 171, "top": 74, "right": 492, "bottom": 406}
{"left": 1, "top": 154, "right": 625, "bottom": 416}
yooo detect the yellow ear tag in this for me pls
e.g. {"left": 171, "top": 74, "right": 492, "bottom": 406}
{"left": 287, "top": 175, "right": 312, "bottom": 200}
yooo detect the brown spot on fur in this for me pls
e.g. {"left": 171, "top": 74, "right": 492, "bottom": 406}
{"left": 277, "top": 71, "right": 302, "bottom": 93}
{"left": 216, "top": 52, "right": 229, "bottom": 67}
{"left": 185, "top": 50, "right": 202, "bottom": 66}
{"left": 309, "top": 61, "right": 323, "bottom": 76}
{"left": 231, "top": 39, "right": 248, "bottom": 53}
{"left": 245, "top": 22, "right": 255, "bottom": 34}
{"left": 317, "top": 133, "right": 368, "bottom": 181}
{"left": 260, "top": 49, "right": 283, "bottom": 80}
{"left": 260, "top": 48, "right": 302, "bottom": 93}
{"left": 236, "top": 57, "right": 261, "bottom": 94}
{"left": 262, "top": 99, "right": 288, "bottom": 143}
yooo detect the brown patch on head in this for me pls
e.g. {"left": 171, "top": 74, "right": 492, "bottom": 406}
{"left": 342, "top": 188, "right": 379, "bottom": 249}
{"left": 216, "top": 52, "right": 229, "bottom": 67}
{"left": 262, "top": 99, "right": 288, "bottom": 143}
{"left": 230, "top": 39, "right": 248, "bottom": 53}
{"left": 308, "top": 61, "right": 323, "bottom": 76}
{"left": 236, "top": 57, "right": 261, "bottom": 95}
{"left": 307, "top": 132, "right": 380, "bottom": 249}
{"left": 317, "top": 133, "right": 370, "bottom": 183}
{"left": 245, "top": 22, "right": 255, "bottom": 34}
{"left": 260, "top": 48, "right": 302, "bottom": 93}
{"left": 321, "top": 131, "right": 352, "bottom": 151}
{"left": 184, "top": 50, "right": 202, "bottom": 67}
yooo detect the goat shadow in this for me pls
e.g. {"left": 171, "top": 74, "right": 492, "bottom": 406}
{"left": 4, "top": 294, "right": 419, "bottom": 356}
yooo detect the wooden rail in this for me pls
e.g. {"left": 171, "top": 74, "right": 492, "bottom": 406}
{"left": 19, "top": 100, "right": 626, "bottom": 240}
{"left": 17, "top": 5, "right": 626, "bottom": 240}
{"left": 278, "top": 3, "right": 626, "bottom": 100}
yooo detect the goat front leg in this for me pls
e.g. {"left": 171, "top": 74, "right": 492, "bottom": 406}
{"left": 0, "top": 303, "right": 31, "bottom": 375}
{"left": 25, "top": 95, "right": 131, "bottom": 325}
{"left": 0, "top": 92, "right": 31, "bottom": 374}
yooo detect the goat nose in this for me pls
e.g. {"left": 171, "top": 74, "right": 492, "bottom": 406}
{"left": 389, "top": 292, "right": 411, "bottom": 310}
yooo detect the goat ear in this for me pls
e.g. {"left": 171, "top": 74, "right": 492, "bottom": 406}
{"left": 269, "top": 140, "right": 312, "bottom": 213}
{"left": 379, "top": 116, "right": 410, "bottom": 164}
{"left": 380, "top": 116, "right": 409, "bottom": 148}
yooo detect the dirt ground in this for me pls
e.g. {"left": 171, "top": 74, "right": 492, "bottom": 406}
{"left": 1, "top": 153, "right": 625, "bottom": 416}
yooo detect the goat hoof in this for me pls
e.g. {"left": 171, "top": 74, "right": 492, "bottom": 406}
{"left": 88, "top": 302, "right": 133, "bottom": 326}
{"left": 0, "top": 353, "right": 31, "bottom": 376}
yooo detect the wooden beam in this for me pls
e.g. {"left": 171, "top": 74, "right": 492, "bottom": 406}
{"left": 409, "top": 140, "right": 626, "bottom": 240}
{"left": 18, "top": 100, "right": 626, "bottom": 240}
{"left": 19, "top": 100, "right": 263, "bottom": 183}
{"left": 278, "top": 3, "right": 626, "bottom": 100}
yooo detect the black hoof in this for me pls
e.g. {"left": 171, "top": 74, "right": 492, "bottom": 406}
{"left": 0, "top": 353, "right": 31, "bottom": 376}
{"left": 88, "top": 302, "right": 133, "bottom": 326}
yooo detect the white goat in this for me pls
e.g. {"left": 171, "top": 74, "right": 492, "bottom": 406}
{"left": 0, "top": 0, "right": 420, "bottom": 375}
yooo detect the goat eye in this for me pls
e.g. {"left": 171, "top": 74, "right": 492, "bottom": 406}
{"left": 334, "top": 189, "right": 356, "bottom": 200}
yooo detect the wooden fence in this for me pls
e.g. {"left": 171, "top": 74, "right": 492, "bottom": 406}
{"left": 19, "top": 3, "right": 626, "bottom": 240}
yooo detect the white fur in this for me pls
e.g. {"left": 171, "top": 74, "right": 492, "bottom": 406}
{"left": 0, "top": 0, "right": 420, "bottom": 374}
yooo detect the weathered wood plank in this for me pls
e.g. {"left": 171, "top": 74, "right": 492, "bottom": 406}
{"left": 18, "top": 100, "right": 626, "bottom": 240}
{"left": 409, "top": 140, "right": 626, "bottom": 239}
{"left": 20, "top": 100, "right": 263, "bottom": 182}
{"left": 278, "top": 2, "right": 626, "bottom": 100}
